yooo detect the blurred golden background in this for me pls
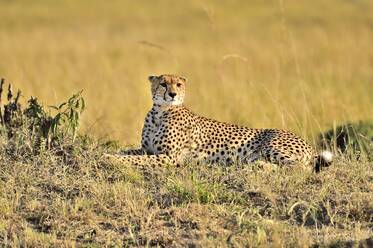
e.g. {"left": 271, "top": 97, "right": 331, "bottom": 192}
{"left": 1, "top": 0, "right": 372, "bottom": 145}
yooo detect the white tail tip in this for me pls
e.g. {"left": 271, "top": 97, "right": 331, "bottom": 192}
{"left": 320, "top": 151, "right": 333, "bottom": 163}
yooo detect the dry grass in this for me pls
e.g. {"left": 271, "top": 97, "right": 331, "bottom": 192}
{"left": 0, "top": 0, "right": 372, "bottom": 247}
{"left": 0, "top": 137, "right": 372, "bottom": 247}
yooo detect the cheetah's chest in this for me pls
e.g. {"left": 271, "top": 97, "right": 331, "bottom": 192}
{"left": 142, "top": 111, "right": 163, "bottom": 154}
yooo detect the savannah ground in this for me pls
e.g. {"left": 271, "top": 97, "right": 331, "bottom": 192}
{"left": 0, "top": 0, "right": 372, "bottom": 247}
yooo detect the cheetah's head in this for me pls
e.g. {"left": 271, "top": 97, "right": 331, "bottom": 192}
{"left": 148, "top": 74, "right": 187, "bottom": 106}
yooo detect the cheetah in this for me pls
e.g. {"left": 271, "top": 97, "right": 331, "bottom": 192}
{"left": 105, "top": 74, "right": 333, "bottom": 171}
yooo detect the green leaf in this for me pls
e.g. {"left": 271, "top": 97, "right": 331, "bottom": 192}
{"left": 80, "top": 98, "right": 85, "bottom": 112}
{"left": 58, "top": 102, "right": 67, "bottom": 110}
{"left": 48, "top": 105, "right": 59, "bottom": 110}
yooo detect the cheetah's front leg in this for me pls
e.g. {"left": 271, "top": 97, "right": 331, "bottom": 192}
{"left": 103, "top": 153, "right": 176, "bottom": 167}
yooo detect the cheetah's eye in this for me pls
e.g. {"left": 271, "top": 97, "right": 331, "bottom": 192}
{"left": 176, "top": 83, "right": 182, "bottom": 87}
{"left": 160, "top": 83, "right": 167, "bottom": 87}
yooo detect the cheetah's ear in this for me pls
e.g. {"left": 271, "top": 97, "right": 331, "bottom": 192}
{"left": 179, "top": 76, "right": 187, "bottom": 83}
{"left": 148, "top": 75, "right": 158, "bottom": 83}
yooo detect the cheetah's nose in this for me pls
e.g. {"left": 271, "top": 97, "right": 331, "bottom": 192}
{"left": 168, "top": 92, "right": 177, "bottom": 98}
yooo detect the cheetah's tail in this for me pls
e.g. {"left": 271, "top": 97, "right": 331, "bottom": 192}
{"left": 315, "top": 151, "right": 333, "bottom": 172}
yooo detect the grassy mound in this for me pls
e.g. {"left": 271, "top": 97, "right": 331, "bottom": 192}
{"left": 0, "top": 142, "right": 372, "bottom": 247}
{"left": 0, "top": 84, "right": 371, "bottom": 247}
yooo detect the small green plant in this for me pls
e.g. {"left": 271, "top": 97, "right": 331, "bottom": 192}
{"left": 25, "top": 91, "right": 84, "bottom": 147}
{"left": 48, "top": 90, "right": 85, "bottom": 141}
{"left": 0, "top": 78, "right": 85, "bottom": 152}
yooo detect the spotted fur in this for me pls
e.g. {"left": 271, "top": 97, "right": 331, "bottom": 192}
{"left": 105, "top": 74, "right": 332, "bottom": 170}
